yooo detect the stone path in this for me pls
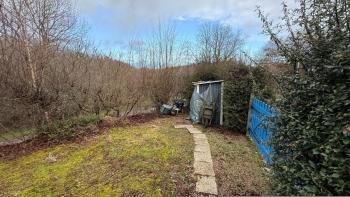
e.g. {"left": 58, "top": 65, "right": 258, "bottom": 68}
{"left": 174, "top": 125, "right": 218, "bottom": 196}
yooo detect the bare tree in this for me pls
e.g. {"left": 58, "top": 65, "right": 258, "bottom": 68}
{"left": 0, "top": 0, "right": 88, "bottom": 97}
{"left": 122, "top": 33, "right": 150, "bottom": 115}
{"left": 196, "top": 21, "right": 246, "bottom": 63}
{"left": 144, "top": 18, "right": 193, "bottom": 107}
{"left": 0, "top": 0, "right": 92, "bottom": 132}
{"left": 254, "top": 41, "right": 292, "bottom": 75}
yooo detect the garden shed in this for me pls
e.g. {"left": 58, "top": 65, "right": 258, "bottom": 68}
{"left": 190, "top": 80, "right": 224, "bottom": 125}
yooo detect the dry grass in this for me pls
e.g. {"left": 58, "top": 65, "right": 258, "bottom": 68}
{"left": 200, "top": 126, "right": 272, "bottom": 196}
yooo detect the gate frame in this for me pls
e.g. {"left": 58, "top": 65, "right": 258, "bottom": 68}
{"left": 248, "top": 97, "right": 276, "bottom": 166}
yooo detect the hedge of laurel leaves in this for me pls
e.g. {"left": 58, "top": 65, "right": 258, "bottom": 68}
{"left": 220, "top": 63, "right": 253, "bottom": 132}
{"left": 271, "top": 66, "right": 350, "bottom": 195}
{"left": 257, "top": 0, "right": 350, "bottom": 195}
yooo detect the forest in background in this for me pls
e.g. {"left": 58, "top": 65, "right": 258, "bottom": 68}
{"left": 1, "top": 0, "right": 275, "bottom": 136}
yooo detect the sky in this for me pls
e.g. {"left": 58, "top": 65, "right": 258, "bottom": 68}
{"left": 74, "top": 0, "right": 297, "bottom": 57}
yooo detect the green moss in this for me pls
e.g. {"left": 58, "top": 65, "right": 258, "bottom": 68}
{"left": 0, "top": 162, "right": 9, "bottom": 173}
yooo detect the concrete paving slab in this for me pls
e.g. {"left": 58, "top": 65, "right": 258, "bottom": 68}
{"left": 194, "top": 138, "right": 209, "bottom": 146}
{"left": 193, "top": 133, "right": 207, "bottom": 140}
{"left": 174, "top": 124, "right": 217, "bottom": 196}
{"left": 194, "top": 151, "right": 212, "bottom": 163}
{"left": 196, "top": 175, "right": 218, "bottom": 195}
{"left": 174, "top": 125, "right": 189, "bottom": 129}
{"left": 194, "top": 161, "right": 215, "bottom": 176}
{"left": 194, "top": 144, "right": 211, "bottom": 152}
{"left": 187, "top": 128, "right": 202, "bottom": 134}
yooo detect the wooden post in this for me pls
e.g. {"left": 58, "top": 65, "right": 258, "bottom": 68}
{"left": 220, "top": 81, "right": 224, "bottom": 125}
{"left": 246, "top": 64, "right": 254, "bottom": 136}
{"left": 246, "top": 91, "right": 254, "bottom": 136}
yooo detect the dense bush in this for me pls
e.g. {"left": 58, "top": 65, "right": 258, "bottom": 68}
{"left": 37, "top": 115, "right": 100, "bottom": 141}
{"left": 258, "top": 0, "right": 350, "bottom": 195}
{"left": 183, "top": 63, "right": 219, "bottom": 101}
{"left": 272, "top": 69, "right": 350, "bottom": 195}
{"left": 219, "top": 62, "right": 253, "bottom": 132}
{"left": 252, "top": 66, "right": 278, "bottom": 104}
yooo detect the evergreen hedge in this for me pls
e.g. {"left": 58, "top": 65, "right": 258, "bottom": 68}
{"left": 257, "top": 0, "right": 350, "bottom": 195}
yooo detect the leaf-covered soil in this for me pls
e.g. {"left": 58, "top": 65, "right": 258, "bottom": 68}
{"left": 1, "top": 111, "right": 271, "bottom": 196}
{"left": 202, "top": 126, "right": 272, "bottom": 196}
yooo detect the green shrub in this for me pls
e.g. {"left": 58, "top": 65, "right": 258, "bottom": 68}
{"left": 183, "top": 63, "right": 220, "bottom": 101}
{"left": 37, "top": 114, "right": 100, "bottom": 141}
{"left": 72, "top": 114, "right": 101, "bottom": 126}
{"left": 220, "top": 63, "right": 253, "bottom": 132}
{"left": 257, "top": 0, "right": 350, "bottom": 195}
{"left": 252, "top": 66, "right": 278, "bottom": 104}
{"left": 271, "top": 68, "right": 350, "bottom": 195}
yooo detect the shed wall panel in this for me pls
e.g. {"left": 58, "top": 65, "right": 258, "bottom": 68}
{"left": 197, "top": 82, "right": 222, "bottom": 125}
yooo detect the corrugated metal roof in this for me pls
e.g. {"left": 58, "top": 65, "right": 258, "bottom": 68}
{"left": 192, "top": 80, "right": 224, "bottom": 85}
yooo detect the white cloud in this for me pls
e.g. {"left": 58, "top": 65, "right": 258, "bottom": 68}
{"left": 73, "top": 0, "right": 298, "bottom": 52}
{"left": 76, "top": 0, "right": 296, "bottom": 31}
{"left": 176, "top": 16, "right": 186, "bottom": 21}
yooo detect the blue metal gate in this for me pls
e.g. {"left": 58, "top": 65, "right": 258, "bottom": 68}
{"left": 249, "top": 98, "right": 276, "bottom": 166}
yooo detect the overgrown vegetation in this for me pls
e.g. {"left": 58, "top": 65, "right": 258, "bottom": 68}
{"left": 251, "top": 66, "right": 278, "bottom": 104}
{"left": 1, "top": 0, "right": 262, "bottom": 140}
{"left": 37, "top": 115, "right": 100, "bottom": 141}
{"left": 0, "top": 0, "right": 194, "bottom": 139}
{"left": 257, "top": 0, "right": 350, "bottom": 195}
